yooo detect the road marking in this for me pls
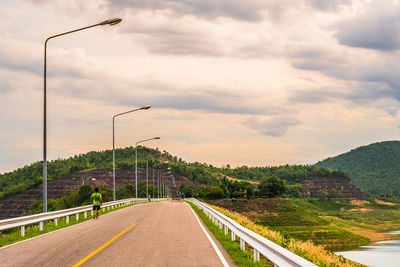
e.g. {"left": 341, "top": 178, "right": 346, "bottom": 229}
{"left": 187, "top": 203, "right": 230, "bottom": 267}
{"left": 73, "top": 223, "right": 136, "bottom": 267}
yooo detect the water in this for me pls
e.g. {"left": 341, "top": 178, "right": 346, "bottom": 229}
{"left": 336, "top": 231, "right": 400, "bottom": 267}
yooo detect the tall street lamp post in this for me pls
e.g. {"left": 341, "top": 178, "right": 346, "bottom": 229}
{"left": 112, "top": 106, "right": 151, "bottom": 201}
{"left": 43, "top": 18, "right": 122, "bottom": 213}
{"left": 147, "top": 152, "right": 168, "bottom": 198}
{"left": 159, "top": 170, "right": 171, "bottom": 198}
{"left": 153, "top": 160, "right": 168, "bottom": 199}
{"left": 135, "top": 137, "right": 160, "bottom": 198}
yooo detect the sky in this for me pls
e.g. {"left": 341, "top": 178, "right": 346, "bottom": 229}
{"left": 1, "top": 0, "right": 400, "bottom": 173}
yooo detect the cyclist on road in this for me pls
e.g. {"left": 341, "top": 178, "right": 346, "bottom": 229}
{"left": 91, "top": 187, "right": 103, "bottom": 219}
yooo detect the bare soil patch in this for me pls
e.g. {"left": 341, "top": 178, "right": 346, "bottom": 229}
{"left": 350, "top": 200, "right": 369, "bottom": 206}
{"left": 348, "top": 208, "right": 373, "bottom": 212}
{"left": 225, "top": 176, "right": 259, "bottom": 184}
{"left": 375, "top": 200, "right": 396, "bottom": 205}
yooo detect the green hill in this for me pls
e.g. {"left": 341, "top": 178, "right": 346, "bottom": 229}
{"left": 0, "top": 147, "right": 349, "bottom": 202}
{"left": 316, "top": 140, "right": 400, "bottom": 197}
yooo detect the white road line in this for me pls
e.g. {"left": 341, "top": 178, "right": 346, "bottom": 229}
{"left": 187, "top": 203, "right": 230, "bottom": 267}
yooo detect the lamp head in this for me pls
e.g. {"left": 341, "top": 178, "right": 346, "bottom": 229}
{"left": 100, "top": 18, "right": 122, "bottom": 26}
{"left": 142, "top": 105, "right": 151, "bottom": 110}
{"left": 154, "top": 137, "right": 161, "bottom": 140}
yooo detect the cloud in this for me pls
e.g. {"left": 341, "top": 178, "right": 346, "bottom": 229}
{"left": 0, "top": 81, "right": 10, "bottom": 94}
{"left": 108, "top": 0, "right": 267, "bottom": 21}
{"left": 245, "top": 115, "right": 300, "bottom": 136}
{"left": 66, "top": 76, "right": 284, "bottom": 115}
{"left": 306, "top": 0, "right": 352, "bottom": 11}
{"left": 337, "top": 10, "right": 400, "bottom": 51}
{"left": 0, "top": 35, "right": 102, "bottom": 80}
{"left": 289, "top": 86, "right": 347, "bottom": 103}
{"left": 118, "top": 9, "right": 282, "bottom": 58}
{"left": 119, "top": 11, "right": 226, "bottom": 56}
{"left": 289, "top": 40, "right": 400, "bottom": 108}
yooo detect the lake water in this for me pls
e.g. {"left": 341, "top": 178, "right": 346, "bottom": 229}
{"left": 336, "top": 230, "right": 400, "bottom": 267}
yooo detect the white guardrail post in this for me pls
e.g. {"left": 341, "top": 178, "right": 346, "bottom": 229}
{"left": 188, "top": 198, "right": 317, "bottom": 267}
{"left": 0, "top": 198, "right": 149, "bottom": 237}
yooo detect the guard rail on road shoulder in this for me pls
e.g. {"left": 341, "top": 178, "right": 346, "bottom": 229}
{"left": 0, "top": 198, "right": 163, "bottom": 237}
{"left": 189, "top": 198, "right": 317, "bottom": 267}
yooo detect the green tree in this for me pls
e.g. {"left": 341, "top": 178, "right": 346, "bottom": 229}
{"left": 79, "top": 185, "right": 93, "bottom": 204}
{"left": 258, "top": 176, "right": 287, "bottom": 197}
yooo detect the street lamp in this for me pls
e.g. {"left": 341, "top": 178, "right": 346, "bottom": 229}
{"left": 146, "top": 152, "right": 168, "bottom": 199}
{"left": 153, "top": 160, "right": 168, "bottom": 199}
{"left": 135, "top": 137, "right": 160, "bottom": 198}
{"left": 43, "top": 18, "right": 122, "bottom": 213}
{"left": 159, "top": 170, "right": 171, "bottom": 198}
{"left": 112, "top": 106, "right": 151, "bottom": 201}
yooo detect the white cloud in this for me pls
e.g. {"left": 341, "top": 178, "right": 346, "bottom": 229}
{"left": 2, "top": 0, "right": 400, "bottom": 173}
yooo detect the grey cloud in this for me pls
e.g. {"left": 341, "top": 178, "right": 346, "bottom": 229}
{"left": 306, "top": 0, "right": 352, "bottom": 11}
{"left": 290, "top": 44, "right": 400, "bottom": 102}
{"left": 53, "top": 75, "right": 283, "bottom": 116}
{"left": 109, "top": 0, "right": 266, "bottom": 21}
{"left": 0, "top": 81, "right": 11, "bottom": 94}
{"left": 0, "top": 37, "right": 102, "bottom": 81}
{"left": 119, "top": 87, "right": 283, "bottom": 115}
{"left": 287, "top": 39, "right": 400, "bottom": 117}
{"left": 383, "top": 106, "right": 399, "bottom": 116}
{"left": 245, "top": 115, "right": 300, "bottom": 136}
{"left": 120, "top": 11, "right": 280, "bottom": 58}
{"left": 118, "top": 12, "right": 227, "bottom": 56}
{"left": 140, "top": 33, "right": 224, "bottom": 56}
{"left": 337, "top": 10, "right": 400, "bottom": 51}
{"left": 288, "top": 82, "right": 400, "bottom": 116}
{"left": 289, "top": 87, "right": 346, "bottom": 103}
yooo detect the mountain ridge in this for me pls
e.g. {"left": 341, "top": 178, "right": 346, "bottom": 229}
{"left": 316, "top": 140, "right": 400, "bottom": 196}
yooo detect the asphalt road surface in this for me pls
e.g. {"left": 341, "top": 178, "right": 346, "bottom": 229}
{"left": 0, "top": 200, "right": 235, "bottom": 267}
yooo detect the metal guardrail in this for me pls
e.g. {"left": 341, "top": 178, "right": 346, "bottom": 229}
{"left": 0, "top": 198, "right": 156, "bottom": 237}
{"left": 189, "top": 198, "right": 317, "bottom": 267}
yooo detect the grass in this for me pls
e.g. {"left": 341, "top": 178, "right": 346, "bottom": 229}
{"left": 187, "top": 201, "right": 268, "bottom": 267}
{"left": 0, "top": 200, "right": 150, "bottom": 248}
{"left": 206, "top": 203, "right": 364, "bottom": 267}
{"left": 209, "top": 198, "right": 400, "bottom": 251}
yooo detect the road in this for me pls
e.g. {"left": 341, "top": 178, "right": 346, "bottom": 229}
{"left": 0, "top": 200, "right": 235, "bottom": 266}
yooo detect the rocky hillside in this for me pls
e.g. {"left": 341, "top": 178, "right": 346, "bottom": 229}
{"left": 0, "top": 168, "right": 190, "bottom": 219}
{"left": 301, "top": 177, "right": 369, "bottom": 198}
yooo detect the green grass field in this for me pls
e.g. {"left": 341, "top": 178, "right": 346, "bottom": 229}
{"left": 208, "top": 198, "right": 400, "bottom": 251}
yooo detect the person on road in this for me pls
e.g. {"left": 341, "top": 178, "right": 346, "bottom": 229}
{"left": 91, "top": 187, "right": 103, "bottom": 219}
{"left": 148, "top": 194, "right": 151, "bottom": 202}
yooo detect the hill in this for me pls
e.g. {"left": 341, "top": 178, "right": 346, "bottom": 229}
{"left": 0, "top": 168, "right": 192, "bottom": 218}
{"left": 0, "top": 146, "right": 369, "bottom": 218}
{"left": 316, "top": 140, "right": 400, "bottom": 197}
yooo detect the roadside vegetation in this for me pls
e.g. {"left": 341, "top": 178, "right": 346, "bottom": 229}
{"left": 187, "top": 201, "right": 267, "bottom": 267}
{"left": 203, "top": 202, "right": 364, "bottom": 267}
{"left": 207, "top": 198, "right": 400, "bottom": 251}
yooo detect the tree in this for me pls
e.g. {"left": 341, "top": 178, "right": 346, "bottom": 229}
{"left": 208, "top": 186, "right": 225, "bottom": 198}
{"left": 79, "top": 185, "right": 93, "bottom": 204}
{"left": 258, "top": 176, "right": 287, "bottom": 197}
